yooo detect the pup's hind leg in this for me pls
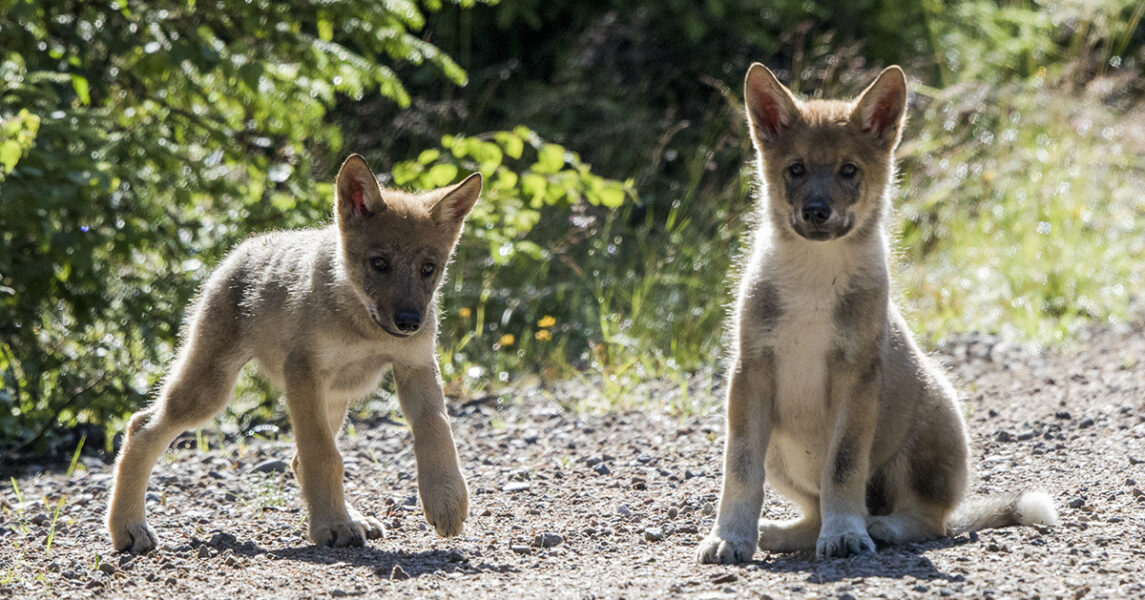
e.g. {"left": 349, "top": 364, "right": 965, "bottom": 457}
{"left": 866, "top": 499, "right": 949, "bottom": 546}
{"left": 758, "top": 468, "right": 821, "bottom": 554}
{"left": 107, "top": 318, "right": 247, "bottom": 553}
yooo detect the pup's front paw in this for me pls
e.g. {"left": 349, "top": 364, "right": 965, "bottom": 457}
{"left": 815, "top": 519, "right": 875, "bottom": 559}
{"left": 696, "top": 534, "right": 755, "bottom": 564}
{"left": 420, "top": 473, "right": 468, "bottom": 537}
{"left": 310, "top": 517, "right": 367, "bottom": 548}
{"left": 109, "top": 519, "right": 159, "bottom": 554}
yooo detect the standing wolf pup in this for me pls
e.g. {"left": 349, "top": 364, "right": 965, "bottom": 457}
{"left": 697, "top": 65, "right": 1058, "bottom": 564}
{"left": 108, "top": 155, "right": 478, "bottom": 553}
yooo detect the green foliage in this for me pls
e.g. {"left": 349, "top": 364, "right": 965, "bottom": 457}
{"left": 0, "top": 0, "right": 472, "bottom": 453}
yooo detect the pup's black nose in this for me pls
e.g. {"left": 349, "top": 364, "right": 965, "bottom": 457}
{"left": 394, "top": 309, "right": 421, "bottom": 333}
{"left": 801, "top": 200, "right": 832, "bottom": 226}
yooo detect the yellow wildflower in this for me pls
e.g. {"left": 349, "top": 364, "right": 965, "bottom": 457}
{"left": 537, "top": 315, "right": 556, "bottom": 328}
{"left": 499, "top": 334, "right": 515, "bottom": 347}
{"left": 459, "top": 307, "right": 472, "bottom": 318}
{"left": 535, "top": 329, "right": 552, "bottom": 341}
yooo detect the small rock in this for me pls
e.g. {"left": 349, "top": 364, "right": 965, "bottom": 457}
{"left": 1016, "top": 431, "right": 1035, "bottom": 441}
{"left": 1054, "top": 411, "right": 1071, "bottom": 420}
{"left": 97, "top": 562, "right": 117, "bottom": 576}
{"left": 503, "top": 481, "right": 531, "bottom": 493}
{"left": 644, "top": 527, "right": 664, "bottom": 542}
{"left": 30, "top": 513, "right": 50, "bottom": 526}
{"left": 225, "top": 555, "right": 240, "bottom": 567}
{"left": 533, "top": 533, "right": 564, "bottom": 548}
{"left": 1068, "top": 497, "right": 1085, "bottom": 509}
{"left": 996, "top": 430, "right": 1014, "bottom": 443}
{"left": 593, "top": 463, "right": 611, "bottom": 476}
{"left": 390, "top": 564, "right": 410, "bottom": 580}
{"left": 331, "top": 590, "right": 349, "bottom": 598}
{"left": 616, "top": 504, "right": 633, "bottom": 517}
{"left": 197, "top": 545, "right": 212, "bottom": 559}
{"left": 510, "top": 544, "right": 532, "bottom": 555}
{"left": 676, "top": 524, "right": 699, "bottom": 535}
{"left": 207, "top": 470, "right": 226, "bottom": 479}
{"left": 445, "top": 549, "right": 467, "bottom": 562}
{"left": 636, "top": 454, "right": 653, "bottom": 464}
{"left": 585, "top": 457, "right": 603, "bottom": 467}
{"left": 684, "top": 469, "right": 702, "bottom": 480}
{"left": 208, "top": 532, "right": 238, "bottom": 549}
{"left": 1078, "top": 417, "right": 1095, "bottom": 429}
{"left": 667, "top": 507, "right": 678, "bottom": 519}
{"left": 253, "top": 459, "right": 289, "bottom": 474}
{"left": 710, "top": 572, "right": 738, "bottom": 584}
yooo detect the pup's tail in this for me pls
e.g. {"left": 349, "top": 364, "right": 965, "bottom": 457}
{"left": 948, "top": 491, "right": 1059, "bottom": 534}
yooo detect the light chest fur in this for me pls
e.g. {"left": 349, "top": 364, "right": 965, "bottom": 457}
{"left": 745, "top": 231, "right": 888, "bottom": 493}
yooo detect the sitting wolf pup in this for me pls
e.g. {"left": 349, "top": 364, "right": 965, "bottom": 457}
{"left": 108, "top": 155, "right": 478, "bottom": 552}
{"left": 697, "top": 65, "right": 1057, "bottom": 563}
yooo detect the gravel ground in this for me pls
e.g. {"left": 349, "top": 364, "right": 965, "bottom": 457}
{"left": 2, "top": 322, "right": 1143, "bottom": 599}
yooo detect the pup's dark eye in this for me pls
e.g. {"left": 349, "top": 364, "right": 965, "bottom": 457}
{"left": 420, "top": 262, "right": 436, "bottom": 277}
{"left": 788, "top": 163, "right": 805, "bottom": 177}
{"left": 840, "top": 164, "right": 858, "bottom": 178}
{"left": 370, "top": 257, "right": 389, "bottom": 273}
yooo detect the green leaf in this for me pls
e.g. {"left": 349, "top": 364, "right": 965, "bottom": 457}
{"left": 521, "top": 173, "right": 547, "bottom": 206}
{"left": 392, "top": 161, "right": 422, "bottom": 185}
{"left": 71, "top": 75, "right": 90, "bottom": 105}
{"left": 495, "top": 131, "right": 524, "bottom": 159}
{"left": 0, "top": 140, "right": 21, "bottom": 172}
{"left": 317, "top": 18, "right": 334, "bottom": 42}
{"left": 595, "top": 183, "right": 626, "bottom": 208}
{"left": 534, "top": 144, "right": 565, "bottom": 174}
{"left": 426, "top": 163, "right": 459, "bottom": 187}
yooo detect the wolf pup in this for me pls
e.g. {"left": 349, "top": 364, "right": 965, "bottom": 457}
{"left": 697, "top": 65, "right": 1057, "bottom": 563}
{"left": 108, "top": 155, "right": 478, "bottom": 553}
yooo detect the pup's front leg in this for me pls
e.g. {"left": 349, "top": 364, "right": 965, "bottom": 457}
{"left": 697, "top": 354, "right": 773, "bottom": 564}
{"left": 816, "top": 358, "right": 880, "bottom": 558}
{"left": 284, "top": 359, "right": 366, "bottom": 547}
{"left": 394, "top": 362, "right": 468, "bottom": 537}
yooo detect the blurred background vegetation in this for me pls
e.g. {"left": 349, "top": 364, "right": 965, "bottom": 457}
{"left": 1, "top": 0, "right": 1143, "bottom": 455}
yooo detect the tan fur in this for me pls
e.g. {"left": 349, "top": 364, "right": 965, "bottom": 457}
{"left": 107, "top": 155, "right": 480, "bottom": 553}
{"left": 697, "top": 65, "right": 1057, "bottom": 564}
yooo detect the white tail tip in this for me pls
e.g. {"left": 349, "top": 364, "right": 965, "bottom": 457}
{"left": 1016, "top": 491, "right": 1059, "bottom": 526}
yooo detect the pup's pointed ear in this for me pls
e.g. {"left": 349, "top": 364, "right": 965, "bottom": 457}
{"left": 744, "top": 63, "right": 801, "bottom": 145}
{"left": 335, "top": 154, "right": 386, "bottom": 223}
{"left": 852, "top": 66, "right": 907, "bottom": 150}
{"left": 430, "top": 172, "right": 482, "bottom": 227}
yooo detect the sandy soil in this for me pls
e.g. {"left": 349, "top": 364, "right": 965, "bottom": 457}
{"left": 2, "top": 322, "right": 1143, "bottom": 599}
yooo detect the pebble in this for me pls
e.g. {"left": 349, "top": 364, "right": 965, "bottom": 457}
{"left": 1068, "top": 497, "right": 1085, "bottom": 509}
{"left": 593, "top": 463, "right": 612, "bottom": 475}
{"left": 253, "top": 459, "right": 289, "bottom": 474}
{"left": 1079, "top": 417, "right": 1095, "bottom": 428}
{"left": 510, "top": 544, "right": 532, "bottom": 555}
{"left": 616, "top": 504, "right": 633, "bottom": 517}
{"left": 644, "top": 527, "right": 664, "bottom": 542}
{"left": 533, "top": 532, "right": 564, "bottom": 548}
{"left": 667, "top": 507, "right": 678, "bottom": 519}
{"left": 197, "top": 545, "right": 212, "bottom": 559}
{"left": 389, "top": 565, "right": 410, "bottom": 580}
{"left": 30, "top": 513, "right": 50, "bottom": 526}
{"left": 503, "top": 481, "right": 531, "bottom": 493}
{"left": 710, "top": 572, "right": 737, "bottom": 584}
{"left": 98, "top": 562, "right": 117, "bottom": 576}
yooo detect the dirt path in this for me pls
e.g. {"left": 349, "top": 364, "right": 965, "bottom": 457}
{"left": 2, "top": 323, "right": 1144, "bottom": 599}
